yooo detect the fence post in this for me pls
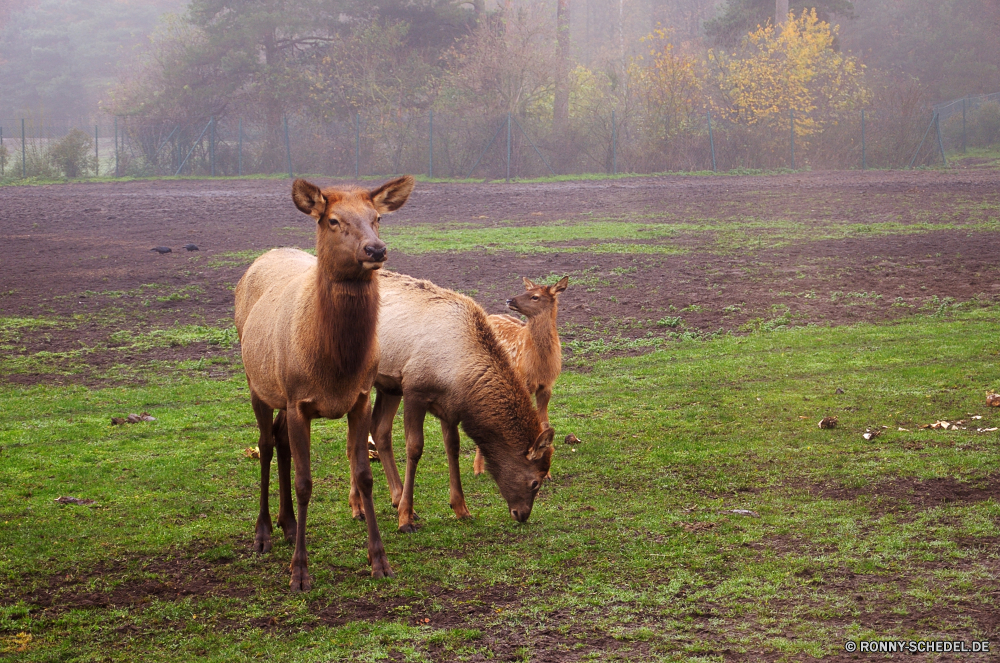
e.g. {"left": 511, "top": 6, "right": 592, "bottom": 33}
{"left": 114, "top": 117, "right": 120, "bottom": 177}
{"left": 355, "top": 112, "right": 360, "bottom": 178}
{"left": 789, "top": 109, "right": 795, "bottom": 169}
{"left": 708, "top": 111, "right": 717, "bottom": 173}
{"left": 21, "top": 118, "right": 26, "bottom": 178}
{"left": 238, "top": 118, "right": 243, "bottom": 176}
{"left": 935, "top": 111, "right": 947, "bottom": 167}
{"left": 283, "top": 115, "right": 293, "bottom": 178}
{"left": 94, "top": 125, "right": 99, "bottom": 176}
{"left": 612, "top": 109, "right": 617, "bottom": 175}
{"left": 210, "top": 116, "right": 216, "bottom": 176}
{"left": 0, "top": 125, "right": 3, "bottom": 177}
{"left": 962, "top": 98, "right": 967, "bottom": 154}
{"left": 909, "top": 112, "right": 936, "bottom": 169}
{"left": 428, "top": 110, "right": 433, "bottom": 179}
{"left": 506, "top": 113, "right": 511, "bottom": 182}
{"left": 861, "top": 110, "right": 866, "bottom": 171}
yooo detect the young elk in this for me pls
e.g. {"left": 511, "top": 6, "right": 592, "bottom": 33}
{"left": 364, "top": 271, "right": 555, "bottom": 533}
{"left": 474, "top": 276, "right": 568, "bottom": 475}
{"left": 234, "top": 176, "right": 414, "bottom": 591}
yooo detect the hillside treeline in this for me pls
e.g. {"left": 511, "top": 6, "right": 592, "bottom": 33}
{"left": 2, "top": 0, "right": 998, "bottom": 173}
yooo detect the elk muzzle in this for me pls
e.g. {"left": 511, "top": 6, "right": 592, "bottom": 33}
{"left": 361, "top": 242, "right": 387, "bottom": 269}
{"left": 509, "top": 506, "right": 531, "bottom": 523}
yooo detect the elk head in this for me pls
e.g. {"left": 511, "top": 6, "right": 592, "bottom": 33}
{"left": 506, "top": 276, "right": 569, "bottom": 317}
{"left": 292, "top": 176, "right": 414, "bottom": 280}
{"left": 488, "top": 426, "right": 554, "bottom": 523}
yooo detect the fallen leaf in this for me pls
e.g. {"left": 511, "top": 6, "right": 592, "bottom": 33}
{"left": 367, "top": 435, "right": 380, "bottom": 463}
{"left": 863, "top": 428, "right": 882, "bottom": 441}
{"left": 835, "top": 387, "right": 845, "bottom": 394}
{"left": 818, "top": 416, "right": 838, "bottom": 429}
{"left": 898, "top": 427, "right": 909, "bottom": 432}
{"left": 126, "top": 413, "right": 142, "bottom": 424}
{"left": 979, "top": 427, "right": 998, "bottom": 433}
{"left": 987, "top": 393, "right": 1000, "bottom": 407}
{"left": 55, "top": 496, "right": 95, "bottom": 506}
{"left": 243, "top": 447, "right": 260, "bottom": 459}
{"left": 972, "top": 415, "right": 982, "bottom": 420}
{"left": 111, "top": 417, "right": 126, "bottom": 426}
{"left": 564, "top": 434, "right": 581, "bottom": 445}
{"left": 139, "top": 412, "right": 156, "bottom": 422}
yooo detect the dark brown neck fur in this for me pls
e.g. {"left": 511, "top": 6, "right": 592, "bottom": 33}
{"left": 459, "top": 313, "right": 541, "bottom": 463}
{"left": 311, "top": 270, "right": 379, "bottom": 379}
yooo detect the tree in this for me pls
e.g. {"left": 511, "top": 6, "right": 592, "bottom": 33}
{"left": 705, "top": 0, "right": 854, "bottom": 48}
{"left": 709, "top": 9, "right": 868, "bottom": 141}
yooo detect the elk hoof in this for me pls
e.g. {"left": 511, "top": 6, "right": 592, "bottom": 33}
{"left": 252, "top": 535, "right": 272, "bottom": 554}
{"left": 398, "top": 522, "right": 418, "bottom": 534}
{"left": 279, "top": 523, "right": 297, "bottom": 543}
{"left": 353, "top": 510, "right": 366, "bottom": 522}
{"left": 289, "top": 568, "right": 312, "bottom": 592}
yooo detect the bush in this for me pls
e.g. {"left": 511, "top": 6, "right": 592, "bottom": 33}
{"left": 47, "top": 128, "right": 97, "bottom": 177}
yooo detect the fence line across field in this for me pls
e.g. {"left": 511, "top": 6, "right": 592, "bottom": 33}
{"left": 2, "top": 91, "right": 997, "bottom": 181}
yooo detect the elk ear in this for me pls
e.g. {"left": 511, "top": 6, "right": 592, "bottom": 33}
{"left": 292, "top": 179, "right": 326, "bottom": 220}
{"left": 522, "top": 277, "right": 537, "bottom": 290}
{"left": 551, "top": 276, "right": 569, "bottom": 293}
{"left": 526, "top": 426, "right": 555, "bottom": 461}
{"left": 370, "top": 175, "right": 415, "bottom": 213}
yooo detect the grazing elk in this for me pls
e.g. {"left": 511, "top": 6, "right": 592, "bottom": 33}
{"left": 475, "top": 277, "right": 569, "bottom": 475}
{"left": 234, "top": 176, "right": 414, "bottom": 591}
{"left": 364, "top": 272, "right": 555, "bottom": 533}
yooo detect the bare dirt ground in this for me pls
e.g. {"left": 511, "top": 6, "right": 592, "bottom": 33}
{"left": 1, "top": 168, "right": 998, "bottom": 386}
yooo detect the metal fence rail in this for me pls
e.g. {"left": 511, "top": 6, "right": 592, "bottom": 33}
{"left": 3, "top": 91, "right": 997, "bottom": 181}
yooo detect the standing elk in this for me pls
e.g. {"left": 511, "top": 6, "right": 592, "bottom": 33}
{"left": 364, "top": 272, "right": 555, "bottom": 533}
{"left": 475, "top": 276, "right": 569, "bottom": 475}
{"left": 234, "top": 176, "right": 414, "bottom": 591}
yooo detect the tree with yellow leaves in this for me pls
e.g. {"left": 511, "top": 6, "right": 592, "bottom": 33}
{"left": 710, "top": 9, "right": 868, "bottom": 142}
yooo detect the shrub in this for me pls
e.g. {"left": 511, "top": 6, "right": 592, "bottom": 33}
{"left": 47, "top": 128, "right": 97, "bottom": 178}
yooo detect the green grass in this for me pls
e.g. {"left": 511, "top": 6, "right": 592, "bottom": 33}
{"left": 2, "top": 307, "right": 999, "bottom": 660}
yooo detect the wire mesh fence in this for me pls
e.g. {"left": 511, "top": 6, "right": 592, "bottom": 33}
{"left": 2, "top": 92, "right": 997, "bottom": 181}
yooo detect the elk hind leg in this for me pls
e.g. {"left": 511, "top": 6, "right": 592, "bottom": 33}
{"left": 272, "top": 410, "right": 296, "bottom": 542}
{"left": 397, "top": 399, "right": 426, "bottom": 533}
{"left": 370, "top": 389, "right": 404, "bottom": 509}
{"left": 250, "top": 392, "right": 275, "bottom": 553}
{"left": 286, "top": 405, "right": 314, "bottom": 592}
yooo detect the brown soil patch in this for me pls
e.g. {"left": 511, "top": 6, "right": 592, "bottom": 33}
{"left": 810, "top": 473, "right": 1000, "bottom": 514}
{"left": 2, "top": 169, "right": 999, "bottom": 383}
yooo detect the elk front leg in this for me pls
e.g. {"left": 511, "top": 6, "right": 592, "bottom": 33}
{"left": 397, "top": 399, "right": 426, "bottom": 533}
{"left": 441, "top": 421, "right": 472, "bottom": 520}
{"left": 272, "top": 411, "right": 296, "bottom": 542}
{"left": 286, "top": 404, "right": 314, "bottom": 592}
{"left": 348, "top": 392, "right": 393, "bottom": 578}
{"left": 370, "top": 389, "right": 404, "bottom": 508}
{"left": 250, "top": 392, "right": 275, "bottom": 554}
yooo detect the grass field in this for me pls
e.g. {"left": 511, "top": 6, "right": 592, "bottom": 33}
{"left": 1, "top": 171, "right": 999, "bottom": 661}
{"left": 2, "top": 305, "right": 999, "bottom": 661}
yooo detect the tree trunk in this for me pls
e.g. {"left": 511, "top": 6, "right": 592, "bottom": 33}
{"left": 553, "top": 0, "right": 570, "bottom": 158}
{"left": 776, "top": 0, "right": 789, "bottom": 26}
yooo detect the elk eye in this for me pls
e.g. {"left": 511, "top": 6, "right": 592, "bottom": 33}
{"left": 530, "top": 480, "right": 539, "bottom": 491}
{"left": 328, "top": 217, "right": 340, "bottom": 226}
{"left": 531, "top": 296, "right": 539, "bottom": 300}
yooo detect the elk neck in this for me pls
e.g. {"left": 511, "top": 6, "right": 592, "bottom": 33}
{"left": 525, "top": 305, "right": 560, "bottom": 358}
{"left": 310, "top": 267, "right": 379, "bottom": 379}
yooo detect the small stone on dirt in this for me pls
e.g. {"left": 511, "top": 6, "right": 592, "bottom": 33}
{"left": 725, "top": 509, "right": 759, "bottom": 517}
{"left": 183, "top": 244, "right": 199, "bottom": 251}
{"left": 55, "top": 496, "right": 95, "bottom": 506}
{"left": 151, "top": 246, "right": 172, "bottom": 254}
{"left": 818, "top": 416, "right": 838, "bottom": 429}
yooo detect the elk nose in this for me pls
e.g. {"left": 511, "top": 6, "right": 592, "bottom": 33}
{"left": 506, "top": 299, "right": 514, "bottom": 307}
{"left": 364, "top": 245, "right": 386, "bottom": 262}
{"left": 510, "top": 508, "right": 528, "bottom": 523}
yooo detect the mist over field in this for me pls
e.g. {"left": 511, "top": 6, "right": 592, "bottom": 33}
{"left": 1, "top": 0, "right": 998, "bottom": 174}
